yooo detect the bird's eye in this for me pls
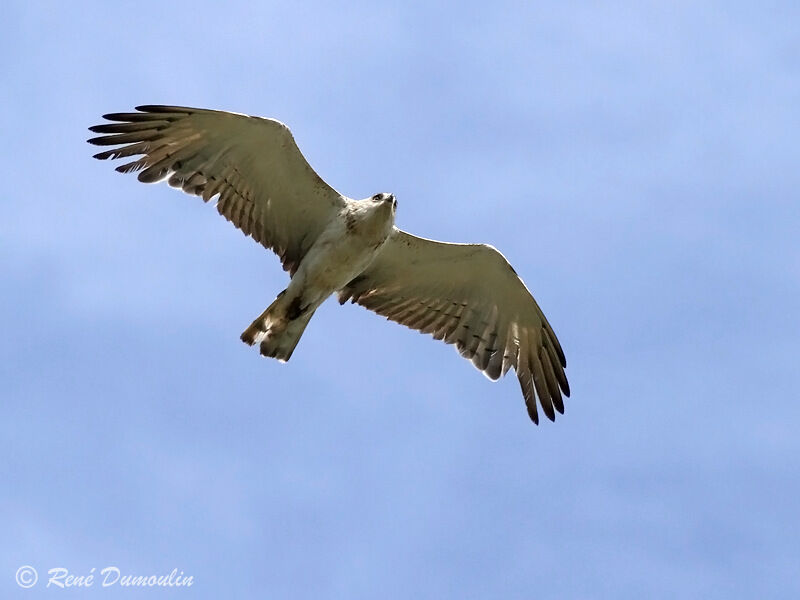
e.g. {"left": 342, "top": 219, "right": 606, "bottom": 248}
{"left": 373, "top": 194, "right": 382, "bottom": 201}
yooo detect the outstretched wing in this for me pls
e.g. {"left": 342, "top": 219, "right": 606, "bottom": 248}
{"left": 89, "top": 105, "right": 346, "bottom": 275}
{"left": 339, "top": 230, "right": 570, "bottom": 423}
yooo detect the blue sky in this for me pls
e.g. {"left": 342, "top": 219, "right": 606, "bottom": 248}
{"left": 3, "top": 1, "right": 799, "bottom": 598}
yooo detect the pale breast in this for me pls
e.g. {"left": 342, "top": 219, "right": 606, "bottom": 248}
{"left": 298, "top": 209, "right": 391, "bottom": 293}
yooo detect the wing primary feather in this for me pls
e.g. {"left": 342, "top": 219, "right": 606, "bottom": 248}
{"left": 89, "top": 121, "right": 171, "bottom": 134}
{"left": 530, "top": 350, "right": 555, "bottom": 421}
{"left": 519, "top": 372, "right": 539, "bottom": 424}
{"left": 542, "top": 319, "right": 566, "bottom": 368}
{"left": 540, "top": 347, "right": 564, "bottom": 414}
{"left": 102, "top": 112, "right": 181, "bottom": 122}
{"left": 87, "top": 131, "right": 163, "bottom": 146}
{"left": 135, "top": 105, "right": 194, "bottom": 114}
{"left": 543, "top": 329, "right": 570, "bottom": 396}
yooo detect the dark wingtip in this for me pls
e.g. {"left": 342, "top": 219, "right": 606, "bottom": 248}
{"left": 526, "top": 402, "right": 539, "bottom": 425}
{"left": 102, "top": 112, "right": 137, "bottom": 121}
{"left": 135, "top": 104, "right": 192, "bottom": 113}
{"left": 102, "top": 112, "right": 142, "bottom": 122}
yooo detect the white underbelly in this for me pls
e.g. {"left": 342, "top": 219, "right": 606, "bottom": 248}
{"left": 289, "top": 218, "right": 386, "bottom": 304}
{"left": 303, "top": 238, "right": 375, "bottom": 290}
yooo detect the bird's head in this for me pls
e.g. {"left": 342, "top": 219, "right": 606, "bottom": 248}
{"left": 371, "top": 192, "right": 397, "bottom": 212}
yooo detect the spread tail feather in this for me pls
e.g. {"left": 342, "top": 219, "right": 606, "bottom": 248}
{"left": 240, "top": 292, "right": 315, "bottom": 362}
{"left": 257, "top": 310, "right": 315, "bottom": 361}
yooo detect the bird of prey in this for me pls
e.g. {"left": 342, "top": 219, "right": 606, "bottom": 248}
{"left": 88, "top": 105, "right": 570, "bottom": 424}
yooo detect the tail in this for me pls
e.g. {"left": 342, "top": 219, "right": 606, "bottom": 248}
{"left": 240, "top": 291, "right": 316, "bottom": 362}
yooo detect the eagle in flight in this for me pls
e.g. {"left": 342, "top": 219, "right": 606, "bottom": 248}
{"left": 89, "top": 105, "right": 570, "bottom": 424}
